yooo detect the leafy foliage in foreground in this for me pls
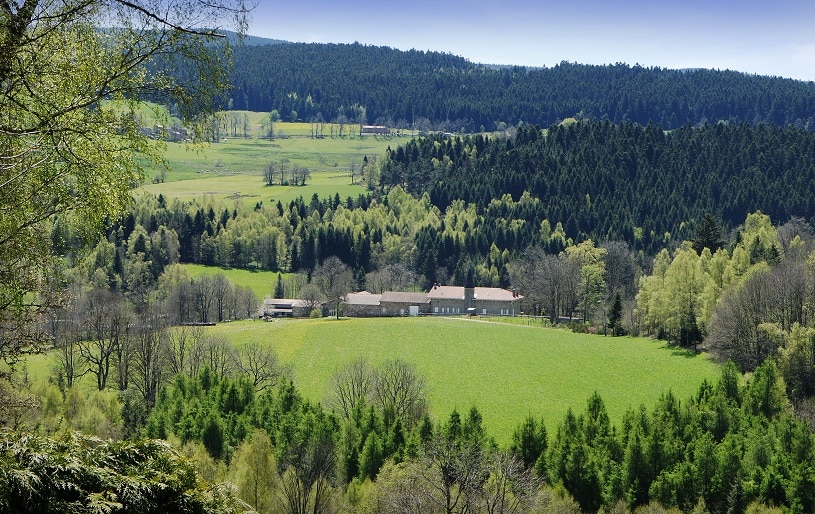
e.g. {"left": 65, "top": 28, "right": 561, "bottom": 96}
{"left": 138, "top": 356, "right": 815, "bottom": 513}
{"left": 545, "top": 360, "right": 815, "bottom": 512}
{"left": 0, "top": 429, "right": 247, "bottom": 514}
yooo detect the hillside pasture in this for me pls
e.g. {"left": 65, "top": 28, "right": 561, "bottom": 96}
{"left": 210, "top": 316, "right": 719, "bottom": 446}
{"left": 181, "top": 263, "right": 298, "bottom": 301}
{"left": 140, "top": 120, "right": 403, "bottom": 207}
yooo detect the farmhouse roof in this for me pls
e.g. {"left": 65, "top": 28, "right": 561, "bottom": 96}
{"left": 345, "top": 291, "right": 383, "bottom": 306}
{"left": 426, "top": 285, "right": 522, "bottom": 302}
{"left": 380, "top": 291, "right": 430, "bottom": 304}
{"left": 263, "top": 298, "right": 312, "bottom": 308}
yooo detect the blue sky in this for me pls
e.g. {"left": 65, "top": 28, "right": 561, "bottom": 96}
{"left": 247, "top": 0, "right": 815, "bottom": 82}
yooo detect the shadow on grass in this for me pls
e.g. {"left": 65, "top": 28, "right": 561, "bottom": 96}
{"left": 663, "top": 345, "right": 702, "bottom": 359}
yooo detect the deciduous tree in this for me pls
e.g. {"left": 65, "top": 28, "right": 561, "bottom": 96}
{"left": 314, "top": 256, "right": 353, "bottom": 319}
{"left": 0, "top": 0, "right": 249, "bottom": 382}
{"left": 373, "top": 359, "right": 427, "bottom": 429}
{"left": 330, "top": 357, "right": 376, "bottom": 420}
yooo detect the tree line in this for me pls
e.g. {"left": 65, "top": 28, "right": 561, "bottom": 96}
{"left": 228, "top": 42, "right": 815, "bottom": 132}
{"left": 14, "top": 340, "right": 812, "bottom": 513}
{"left": 379, "top": 121, "right": 815, "bottom": 255}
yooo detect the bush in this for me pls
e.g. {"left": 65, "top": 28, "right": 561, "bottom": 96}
{"left": 310, "top": 308, "right": 323, "bottom": 318}
{"left": 566, "top": 321, "right": 588, "bottom": 334}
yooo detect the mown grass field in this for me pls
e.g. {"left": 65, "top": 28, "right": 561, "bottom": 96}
{"left": 209, "top": 316, "right": 719, "bottom": 446}
{"left": 182, "top": 263, "right": 283, "bottom": 300}
{"left": 140, "top": 119, "right": 407, "bottom": 208}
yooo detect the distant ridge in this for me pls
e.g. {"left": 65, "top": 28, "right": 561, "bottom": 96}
{"left": 222, "top": 30, "right": 289, "bottom": 47}
{"left": 225, "top": 41, "right": 815, "bottom": 132}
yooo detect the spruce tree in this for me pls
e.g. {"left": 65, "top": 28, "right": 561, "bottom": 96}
{"left": 608, "top": 292, "right": 623, "bottom": 336}
{"left": 692, "top": 213, "right": 724, "bottom": 255}
{"left": 274, "top": 273, "right": 285, "bottom": 299}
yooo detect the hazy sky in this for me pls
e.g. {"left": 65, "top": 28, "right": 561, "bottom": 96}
{"left": 248, "top": 0, "right": 815, "bottom": 82}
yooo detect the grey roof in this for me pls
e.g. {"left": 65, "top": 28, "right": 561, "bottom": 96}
{"left": 380, "top": 291, "right": 430, "bottom": 304}
{"left": 426, "top": 286, "right": 522, "bottom": 302}
{"left": 263, "top": 298, "right": 312, "bottom": 308}
{"left": 345, "top": 292, "right": 383, "bottom": 306}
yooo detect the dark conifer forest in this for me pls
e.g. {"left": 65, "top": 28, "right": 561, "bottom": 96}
{"left": 378, "top": 122, "right": 815, "bottom": 254}
{"left": 230, "top": 42, "right": 815, "bottom": 131}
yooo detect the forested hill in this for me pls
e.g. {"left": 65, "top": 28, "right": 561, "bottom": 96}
{"left": 229, "top": 42, "right": 815, "bottom": 131}
{"left": 379, "top": 121, "right": 815, "bottom": 254}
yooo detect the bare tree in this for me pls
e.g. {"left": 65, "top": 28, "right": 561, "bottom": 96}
{"left": 373, "top": 359, "right": 427, "bottom": 429}
{"left": 314, "top": 256, "right": 353, "bottom": 319}
{"left": 158, "top": 265, "right": 195, "bottom": 324}
{"left": 167, "top": 325, "right": 206, "bottom": 376}
{"left": 297, "top": 283, "right": 325, "bottom": 314}
{"left": 279, "top": 158, "right": 289, "bottom": 185}
{"left": 421, "top": 430, "right": 488, "bottom": 514}
{"left": 776, "top": 216, "right": 814, "bottom": 254}
{"left": 330, "top": 357, "right": 376, "bottom": 420}
{"left": 264, "top": 160, "right": 279, "bottom": 186}
{"left": 233, "top": 341, "right": 288, "bottom": 391}
{"left": 131, "top": 308, "right": 170, "bottom": 407}
{"left": 44, "top": 304, "right": 83, "bottom": 390}
{"left": 707, "top": 257, "right": 810, "bottom": 371}
{"left": 481, "top": 451, "right": 540, "bottom": 514}
{"left": 53, "top": 336, "right": 84, "bottom": 392}
{"left": 509, "top": 248, "right": 579, "bottom": 322}
{"left": 76, "top": 289, "right": 130, "bottom": 390}
{"left": 202, "top": 333, "right": 235, "bottom": 379}
{"left": 366, "top": 262, "right": 418, "bottom": 294}
{"left": 336, "top": 114, "right": 348, "bottom": 138}
{"left": 192, "top": 275, "right": 215, "bottom": 323}
{"left": 290, "top": 164, "right": 311, "bottom": 186}
{"left": 242, "top": 113, "right": 250, "bottom": 138}
{"left": 601, "top": 240, "right": 638, "bottom": 301}
{"left": 110, "top": 297, "right": 135, "bottom": 391}
{"left": 232, "top": 285, "right": 259, "bottom": 320}
{"left": 212, "top": 272, "right": 233, "bottom": 322}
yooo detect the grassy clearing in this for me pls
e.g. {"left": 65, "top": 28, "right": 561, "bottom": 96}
{"left": 140, "top": 120, "right": 406, "bottom": 208}
{"left": 208, "top": 317, "right": 719, "bottom": 446}
{"left": 138, "top": 170, "right": 365, "bottom": 210}
{"left": 182, "top": 263, "right": 283, "bottom": 300}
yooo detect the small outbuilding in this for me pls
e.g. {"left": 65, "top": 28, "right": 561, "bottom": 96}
{"left": 260, "top": 298, "right": 316, "bottom": 318}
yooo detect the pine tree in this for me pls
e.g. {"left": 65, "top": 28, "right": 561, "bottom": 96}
{"left": 511, "top": 415, "right": 547, "bottom": 470}
{"left": 608, "top": 292, "right": 623, "bottom": 336}
{"left": 358, "top": 432, "right": 384, "bottom": 481}
{"left": 275, "top": 273, "right": 285, "bottom": 299}
{"left": 693, "top": 213, "right": 722, "bottom": 255}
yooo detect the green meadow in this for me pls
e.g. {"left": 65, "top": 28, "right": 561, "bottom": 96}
{"left": 182, "top": 263, "right": 282, "bottom": 300}
{"left": 208, "top": 316, "right": 719, "bottom": 446}
{"left": 140, "top": 119, "right": 406, "bottom": 208}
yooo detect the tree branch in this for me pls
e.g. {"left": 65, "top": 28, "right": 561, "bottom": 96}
{"left": 112, "top": 0, "right": 227, "bottom": 36}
